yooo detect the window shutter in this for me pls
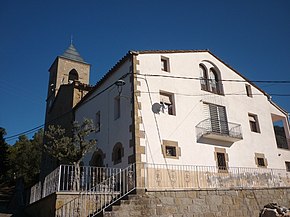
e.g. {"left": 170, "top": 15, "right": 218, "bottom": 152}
{"left": 160, "top": 94, "right": 171, "bottom": 104}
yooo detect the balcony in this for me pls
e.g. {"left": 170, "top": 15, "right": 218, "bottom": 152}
{"left": 196, "top": 118, "right": 243, "bottom": 143}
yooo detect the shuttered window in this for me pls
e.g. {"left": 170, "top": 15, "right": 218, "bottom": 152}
{"left": 207, "top": 103, "right": 229, "bottom": 135}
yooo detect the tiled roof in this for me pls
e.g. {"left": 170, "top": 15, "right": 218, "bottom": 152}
{"left": 61, "top": 44, "right": 86, "bottom": 63}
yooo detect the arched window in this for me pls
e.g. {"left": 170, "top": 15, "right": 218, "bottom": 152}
{"left": 89, "top": 149, "right": 105, "bottom": 167}
{"left": 209, "top": 68, "right": 219, "bottom": 93}
{"left": 112, "top": 142, "right": 124, "bottom": 165}
{"left": 199, "top": 62, "right": 223, "bottom": 95}
{"left": 199, "top": 64, "right": 208, "bottom": 91}
{"left": 68, "top": 69, "right": 79, "bottom": 82}
{"left": 89, "top": 149, "right": 105, "bottom": 185}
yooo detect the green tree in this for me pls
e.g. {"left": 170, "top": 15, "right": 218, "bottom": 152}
{"left": 44, "top": 119, "right": 96, "bottom": 190}
{"left": 0, "top": 127, "right": 9, "bottom": 182}
{"left": 7, "top": 129, "right": 43, "bottom": 186}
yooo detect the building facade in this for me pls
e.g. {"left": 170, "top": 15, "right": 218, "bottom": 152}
{"left": 29, "top": 49, "right": 290, "bottom": 217}
{"left": 74, "top": 50, "right": 290, "bottom": 175}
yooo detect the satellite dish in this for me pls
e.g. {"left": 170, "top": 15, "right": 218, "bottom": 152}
{"left": 152, "top": 103, "right": 162, "bottom": 114}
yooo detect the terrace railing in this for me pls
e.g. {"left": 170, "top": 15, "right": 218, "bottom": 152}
{"left": 29, "top": 165, "right": 121, "bottom": 204}
{"left": 30, "top": 162, "right": 289, "bottom": 215}
{"left": 145, "top": 163, "right": 290, "bottom": 190}
{"left": 55, "top": 163, "right": 136, "bottom": 217}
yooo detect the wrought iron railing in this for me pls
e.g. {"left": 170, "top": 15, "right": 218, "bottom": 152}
{"left": 55, "top": 163, "right": 136, "bottom": 217}
{"left": 145, "top": 163, "right": 290, "bottom": 190}
{"left": 196, "top": 118, "right": 242, "bottom": 140}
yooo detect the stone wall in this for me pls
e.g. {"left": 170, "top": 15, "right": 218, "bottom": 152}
{"left": 103, "top": 188, "right": 290, "bottom": 217}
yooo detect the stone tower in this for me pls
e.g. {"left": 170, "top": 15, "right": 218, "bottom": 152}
{"left": 46, "top": 44, "right": 90, "bottom": 115}
{"left": 41, "top": 44, "right": 92, "bottom": 178}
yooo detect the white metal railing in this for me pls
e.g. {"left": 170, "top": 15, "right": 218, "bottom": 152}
{"left": 145, "top": 163, "right": 290, "bottom": 190}
{"left": 42, "top": 166, "right": 60, "bottom": 198}
{"left": 30, "top": 165, "right": 121, "bottom": 204}
{"left": 196, "top": 118, "right": 243, "bottom": 140}
{"left": 57, "top": 165, "right": 121, "bottom": 192}
{"left": 30, "top": 181, "right": 42, "bottom": 204}
{"left": 56, "top": 163, "right": 136, "bottom": 217}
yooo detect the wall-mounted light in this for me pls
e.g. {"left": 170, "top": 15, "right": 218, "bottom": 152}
{"left": 115, "top": 79, "right": 126, "bottom": 95}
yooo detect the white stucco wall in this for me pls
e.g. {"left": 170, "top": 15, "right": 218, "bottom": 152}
{"left": 74, "top": 50, "right": 290, "bottom": 172}
{"left": 135, "top": 51, "right": 290, "bottom": 170}
{"left": 75, "top": 58, "right": 133, "bottom": 169}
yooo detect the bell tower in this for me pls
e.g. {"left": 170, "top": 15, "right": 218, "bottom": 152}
{"left": 41, "top": 44, "right": 92, "bottom": 178}
{"left": 46, "top": 43, "right": 90, "bottom": 112}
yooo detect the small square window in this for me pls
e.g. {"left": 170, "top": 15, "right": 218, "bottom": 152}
{"left": 245, "top": 84, "right": 253, "bottom": 97}
{"left": 165, "top": 146, "right": 176, "bottom": 157}
{"left": 255, "top": 153, "right": 267, "bottom": 168}
{"left": 162, "top": 140, "right": 180, "bottom": 159}
{"left": 114, "top": 96, "right": 120, "bottom": 120}
{"left": 161, "top": 56, "right": 170, "bottom": 72}
{"left": 257, "top": 157, "right": 265, "bottom": 167}
{"left": 248, "top": 114, "right": 260, "bottom": 133}
{"left": 285, "top": 162, "right": 290, "bottom": 172}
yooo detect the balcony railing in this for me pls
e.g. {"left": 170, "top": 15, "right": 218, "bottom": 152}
{"left": 196, "top": 118, "right": 243, "bottom": 142}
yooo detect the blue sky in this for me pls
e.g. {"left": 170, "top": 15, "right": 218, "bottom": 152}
{"left": 1, "top": 0, "right": 290, "bottom": 144}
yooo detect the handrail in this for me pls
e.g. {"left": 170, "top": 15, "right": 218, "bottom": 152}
{"left": 55, "top": 163, "right": 136, "bottom": 217}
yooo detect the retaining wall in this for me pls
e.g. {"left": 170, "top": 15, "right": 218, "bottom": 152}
{"left": 104, "top": 188, "right": 290, "bottom": 217}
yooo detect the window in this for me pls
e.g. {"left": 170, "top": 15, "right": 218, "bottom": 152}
{"left": 112, "top": 142, "right": 124, "bottom": 165}
{"left": 217, "top": 152, "right": 227, "bottom": 171}
{"left": 89, "top": 149, "right": 105, "bottom": 167}
{"left": 214, "top": 148, "right": 228, "bottom": 172}
{"left": 68, "top": 69, "right": 79, "bottom": 83}
{"left": 208, "top": 68, "right": 219, "bottom": 94}
{"left": 200, "top": 65, "right": 208, "bottom": 91}
{"left": 273, "top": 118, "right": 289, "bottom": 149}
{"left": 95, "top": 111, "right": 100, "bottom": 132}
{"left": 248, "top": 114, "right": 260, "bottom": 133}
{"left": 285, "top": 162, "right": 290, "bottom": 172}
{"left": 161, "top": 56, "right": 170, "bottom": 72}
{"left": 255, "top": 153, "right": 267, "bottom": 168}
{"left": 245, "top": 84, "right": 253, "bottom": 97}
{"left": 114, "top": 96, "right": 120, "bottom": 120}
{"left": 162, "top": 140, "right": 181, "bottom": 159}
{"left": 257, "top": 158, "right": 265, "bottom": 167}
{"left": 206, "top": 103, "right": 229, "bottom": 135}
{"left": 160, "top": 91, "right": 175, "bottom": 115}
{"left": 199, "top": 63, "right": 223, "bottom": 95}
{"left": 165, "top": 146, "right": 176, "bottom": 157}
